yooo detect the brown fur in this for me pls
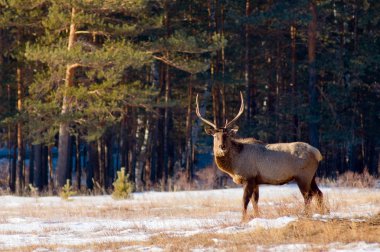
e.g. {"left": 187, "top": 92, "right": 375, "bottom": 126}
{"left": 211, "top": 133, "right": 327, "bottom": 220}
{"left": 196, "top": 92, "right": 327, "bottom": 221}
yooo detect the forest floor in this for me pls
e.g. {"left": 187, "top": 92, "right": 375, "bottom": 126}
{"left": 0, "top": 184, "right": 380, "bottom": 251}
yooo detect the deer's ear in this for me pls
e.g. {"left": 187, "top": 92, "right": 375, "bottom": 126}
{"left": 228, "top": 126, "right": 239, "bottom": 135}
{"left": 204, "top": 127, "right": 216, "bottom": 135}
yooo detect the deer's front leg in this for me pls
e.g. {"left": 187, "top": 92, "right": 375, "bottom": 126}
{"left": 242, "top": 182, "right": 254, "bottom": 222}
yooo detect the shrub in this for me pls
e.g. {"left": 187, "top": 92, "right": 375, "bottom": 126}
{"left": 112, "top": 168, "right": 133, "bottom": 199}
{"left": 60, "top": 179, "right": 76, "bottom": 201}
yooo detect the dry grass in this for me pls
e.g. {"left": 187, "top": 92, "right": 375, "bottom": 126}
{"left": 317, "top": 169, "right": 378, "bottom": 188}
{"left": 9, "top": 215, "right": 380, "bottom": 252}
{"left": 1, "top": 185, "right": 380, "bottom": 251}
{"left": 148, "top": 215, "right": 380, "bottom": 251}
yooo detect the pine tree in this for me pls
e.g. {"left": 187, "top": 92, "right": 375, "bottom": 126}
{"left": 112, "top": 167, "right": 133, "bottom": 199}
{"left": 25, "top": 0, "right": 159, "bottom": 189}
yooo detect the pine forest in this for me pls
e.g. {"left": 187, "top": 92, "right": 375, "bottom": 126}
{"left": 0, "top": 0, "right": 379, "bottom": 195}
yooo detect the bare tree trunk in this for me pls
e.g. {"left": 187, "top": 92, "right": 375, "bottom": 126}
{"left": 7, "top": 82, "right": 16, "bottom": 192}
{"left": 221, "top": 5, "right": 226, "bottom": 125}
{"left": 163, "top": 3, "right": 172, "bottom": 187}
{"left": 97, "top": 139, "right": 105, "bottom": 189}
{"left": 42, "top": 146, "right": 49, "bottom": 191}
{"left": 136, "top": 116, "right": 149, "bottom": 191}
{"left": 86, "top": 142, "right": 98, "bottom": 191}
{"left": 120, "top": 112, "right": 129, "bottom": 172}
{"left": 185, "top": 79, "right": 193, "bottom": 182}
{"left": 163, "top": 63, "right": 170, "bottom": 185}
{"left": 16, "top": 67, "right": 24, "bottom": 195}
{"left": 128, "top": 107, "right": 137, "bottom": 183}
{"left": 29, "top": 144, "right": 34, "bottom": 187}
{"left": 75, "top": 136, "right": 81, "bottom": 191}
{"left": 48, "top": 146, "right": 54, "bottom": 192}
{"left": 144, "top": 114, "right": 154, "bottom": 189}
{"left": 308, "top": 1, "right": 320, "bottom": 149}
{"left": 33, "top": 144, "right": 41, "bottom": 190}
{"left": 245, "top": 0, "right": 253, "bottom": 121}
{"left": 212, "top": 85, "right": 220, "bottom": 128}
{"left": 290, "top": 24, "right": 300, "bottom": 140}
{"left": 56, "top": 7, "right": 77, "bottom": 188}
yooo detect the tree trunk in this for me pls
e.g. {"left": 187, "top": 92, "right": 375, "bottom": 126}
{"left": 7, "top": 82, "right": 16, "bottom": 192}
{"left": 105, "top": 135, "right": 114, "bottom": 189}
{"left": 29, "top": 144, "right": 34, "bottom": 188}
{"left": 56, "top": 7, "right": 77, "bottom": 188}
{"left": 75, "top": 135, "right": 81, "bottom": 191}
{"left": 42, "top": 146, "right": 49, "bottom": 190}
{"left": 185, "top": 79, "right": 193, "bottom": 182}
{"left": 128, "top": 107, "right": 137, "bottom": 183}
{"left": 16, "top": 67, "right": 24, "bottom": 195}
{"left": 87, "top": 142, "right": 98, "bottom": 191}
{"left": 290, "top": 24, "right": 300, "bottom": 140}
{"left": 245, "top": 0, "right": 254, "bottom": 121}
{"left": 307, "top": 1, "right": 320, "bottom": 149}
{"left": 48, "top": 146, "right": 54, "bottom": 192}
{"left": 33, "top": 144, "right": 42, "bottom": 190}
{"left": 12, "top": 141, "right": 17, "bottom": 191}
{"left": 97, "top": 139, "right": 105, "bottom": 189}
{"left": 120, "top": 112, "right": 129, "bottom": 173}
{"left": 144, "top": 114, "right": 154, "bottom": 189}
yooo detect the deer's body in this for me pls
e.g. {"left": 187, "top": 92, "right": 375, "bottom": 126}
{"left": 216, "top": 140, "right": 322, "bottom": 186}
{"left": 196, "top": 92, "right": 327, "bottom": 221}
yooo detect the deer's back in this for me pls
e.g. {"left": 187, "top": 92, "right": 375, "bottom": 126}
{"left": 233, "top": 142, "right": 321, "bottom": 184}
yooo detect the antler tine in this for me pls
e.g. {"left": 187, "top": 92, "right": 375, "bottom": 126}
{"left": 224, "top": 91, "right": 244, "bottom": 128}
{"left": 195, "top": 94, "right": 217, "bottom": 129}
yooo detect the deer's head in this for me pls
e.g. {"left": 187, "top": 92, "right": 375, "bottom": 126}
{"left": 196, "top": 92, "right": 244, "bottom": 157}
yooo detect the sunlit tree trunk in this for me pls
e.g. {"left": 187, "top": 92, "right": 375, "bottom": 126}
{"left": 16, "top": 67, "right": 24, "bottom": 194}
{"left": 56, "top": 7, "right": 77, "bottom": 188}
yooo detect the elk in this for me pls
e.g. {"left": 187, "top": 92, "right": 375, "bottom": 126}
{"left": 196, "top": 92, "right": 327, "bottom": 220}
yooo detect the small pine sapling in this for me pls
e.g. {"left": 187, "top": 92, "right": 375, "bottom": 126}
{"left": 29, "top": 184, "right": 39, "bottom": 199}
{"left": 112, "top": 168, "right": 133, "bottom": 200}
{"left": 60, "top": 179, "right": 76, "bottom": 201}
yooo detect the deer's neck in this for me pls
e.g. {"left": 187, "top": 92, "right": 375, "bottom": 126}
{"left": 215, "top": 152, "right": 235, "bottom": 176}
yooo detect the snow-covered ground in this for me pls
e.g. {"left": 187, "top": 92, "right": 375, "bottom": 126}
{"left": 0, "top": 185, "right": 379, "bottom": 251}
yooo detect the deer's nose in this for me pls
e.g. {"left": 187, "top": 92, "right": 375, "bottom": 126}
{"left": 220, "top": 144, "right": 226, "bottom": 150}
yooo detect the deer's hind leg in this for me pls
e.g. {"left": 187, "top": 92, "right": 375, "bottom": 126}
{"left": 251, "top": 183, "right": 260, "bottom": 217}
{"left": 295, "top": 177, "right": 313, "bottom": 215}
{"left": 310, "top": 176, "right": 329, "bottom": 214}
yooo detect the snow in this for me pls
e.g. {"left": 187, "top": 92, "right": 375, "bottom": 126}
{"left": 217, "top": 216, "right": 297, "bottom": 234}
{"left": 0, "top": 185, "right": 379, "bottom": 250}
{"left": 257, "top": 242, "right": 380, "bottom": 252}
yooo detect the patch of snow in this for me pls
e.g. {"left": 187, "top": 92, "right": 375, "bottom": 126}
{"left": 217, "top": 216, "right": 297, "bottom": 234}
{"left": 120, "top": 245, "right": 164, "bottom": 252}
{"left": 247, "top": 216, "right": 297, "bottom": 229}
{"left": 328, "top": 242, "right": 380, "bottom": 252}
{"left": 257, "top": 243, "right": 311, "bottom": 252}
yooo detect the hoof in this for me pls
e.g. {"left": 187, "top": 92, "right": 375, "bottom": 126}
{"left": 241, "top": 214, "right": 250, "bottom": 223}
{"left": 317, "top": 205, "right": 330, "bottom": 215}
